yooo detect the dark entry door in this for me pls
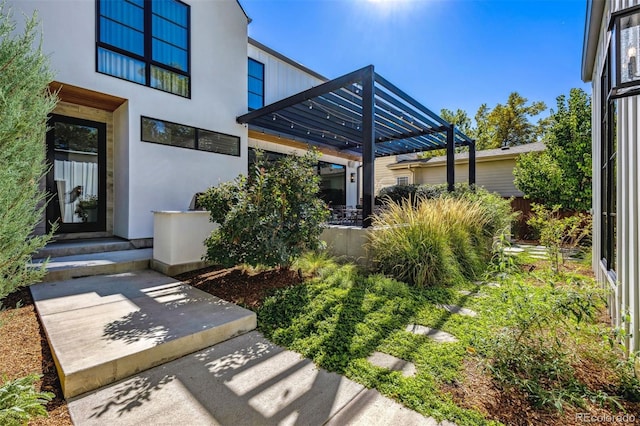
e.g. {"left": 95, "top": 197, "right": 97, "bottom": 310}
{"left": 46, "top": 114, "right": 107, "bottom": 234}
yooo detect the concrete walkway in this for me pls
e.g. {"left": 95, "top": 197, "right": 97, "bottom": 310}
{"left": 31, "top": 270, "right": 450, "bottom": 425}
{"left": 68, "top": 331, "right": 446, "bottom": 426}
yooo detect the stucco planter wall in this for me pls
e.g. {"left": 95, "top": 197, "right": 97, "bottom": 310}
{"left": 151, "top": 211, "right": 217, "bottom": 275}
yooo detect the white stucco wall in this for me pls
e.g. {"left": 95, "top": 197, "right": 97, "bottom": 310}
{"left": 12, "top": 0, "right": 249, "bottom": 239}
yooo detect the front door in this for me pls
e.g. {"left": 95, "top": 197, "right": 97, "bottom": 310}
{"left": 46, "top": 114, "right": 107, "bottom": 234}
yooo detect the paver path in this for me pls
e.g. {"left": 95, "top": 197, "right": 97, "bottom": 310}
{"left": 405, "top": 324, "right": 458, "bottom": 343}
{"left": 367, "top": 351, "right": 417, "bottom": 377}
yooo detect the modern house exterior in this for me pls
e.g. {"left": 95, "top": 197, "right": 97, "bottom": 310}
{"left": 11, "top": 0, "right": 360, "bottom": 246}
{"left": 374, "top": 142, "right": 546, "bottom": 198}
{"left": 582, "top": 0, "right": 640, "bottom": 353}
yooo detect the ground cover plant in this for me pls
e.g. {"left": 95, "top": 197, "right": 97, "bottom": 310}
{"left": 257, "top": 252, "right": 640, "bottom": 425}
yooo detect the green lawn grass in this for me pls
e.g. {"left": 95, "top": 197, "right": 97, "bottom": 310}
{"left": 257, "top": 252, "right": 638, "bottom": 425}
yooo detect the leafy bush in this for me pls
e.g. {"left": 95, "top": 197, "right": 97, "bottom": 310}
{"left": 377, "top": 183, "right": 450, "bottom": 206}
{"left": 483, "top": 277, "right": 625, "bottom": 411}
{"left": 200, "top": 149, "right": 329, "bottom": 269}
{"left": 0, "top": 3, "right": 57, "bottom": 302}
{"left": 527, "top": 204, "right": 592, "bottom": 273}
{"left": 0, "top": 374, "right": 53, "bottom": 426}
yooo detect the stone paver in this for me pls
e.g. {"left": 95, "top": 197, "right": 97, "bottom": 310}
{"left": 437, "top": 304, "right": 477, "bottom": 317}
{"left": 457, "top": 290, "right": 485, "bottom": 298}
{"left": 366, "top": 351, "right": 417, "bottom": 377}
{"left": 473, "top": 281, "right": 501, "bottom": 288}
{"left": 405, "top": 324, "right": 458, "bottom": 343}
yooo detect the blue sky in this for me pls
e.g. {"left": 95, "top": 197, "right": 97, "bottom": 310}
{"left": 240, "top": 0, "right": 591, "bottom": 123}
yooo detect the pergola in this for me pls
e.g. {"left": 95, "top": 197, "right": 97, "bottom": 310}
{"left": 237, "top": 65, "right": 476, "bottom": 227}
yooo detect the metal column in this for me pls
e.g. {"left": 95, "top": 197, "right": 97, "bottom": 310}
{"left": 468, "top": 140, "right": 476, "bottom": 188}
{"left": 362, "top": 65, "right": 375, "bottom": 228}
{"left": 446, "top": 125, "right": 455, "bottom": 192}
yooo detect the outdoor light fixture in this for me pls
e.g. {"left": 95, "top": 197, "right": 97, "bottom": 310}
{"left": 611, "top": 6, "right": 640, "bottom": 98}
{"left": 350, "top": 173, "right": 356, "bottom": 183}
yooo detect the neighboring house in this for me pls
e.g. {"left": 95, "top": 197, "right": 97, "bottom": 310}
{"left": 375, "top": 142, "right": 546, "bottom": 198}
{"left": 11, "top": 0, "right": 360, "bottom": 246}
{"left": 582, "top": 0, "right": 640, "bottom": 353}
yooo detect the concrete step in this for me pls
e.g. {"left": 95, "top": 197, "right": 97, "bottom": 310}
{"left": 30, "top": 249, "right": 153, "bottom": 282}
{"left": 30, "top": 270, "right": 257, "bottom": 399}
{"left": 33, "top": 238, "right": 135, "bottom": 259}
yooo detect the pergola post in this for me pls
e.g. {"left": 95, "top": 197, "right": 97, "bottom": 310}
{"left": 469, "top": 140, "right": 476, "bottom": 188}
{"left": 361, "top": 65, "right": 375, "bottom": 228}
{"left": 446, "top": 124, "right": 455, "bottom": 192}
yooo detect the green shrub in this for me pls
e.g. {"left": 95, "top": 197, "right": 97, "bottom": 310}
{"left": 483, "top": 278, "right": 619, "bottom": 412}
{"left": 368, "top": 195, "right": 506, "bottom": 287}
{"left": 369, "top": 187, "right": 513, "bottom": 287}
{"left": 0, "top": 374, "right": 54, "bottom": 426}
{"left": 527, "top": 204, "right": 592, "bottom": 273}
{"left": 0, "top": 2, "right": 57, "bottom": 302}
{"left": 200, "top": 149, "right": 329, "bottom": 269}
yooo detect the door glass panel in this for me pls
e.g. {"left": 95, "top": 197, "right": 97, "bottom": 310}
{"left": 53, "top": 122, "right": 99, "bottom": 224}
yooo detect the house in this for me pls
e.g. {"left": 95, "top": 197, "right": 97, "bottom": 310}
{"left": 10, "top": 0, "right": 361, "bottom": 247}
{"left": 374, "top": 142, "right": 546, "bottom": 198}
{"left": 582, "top": 0, "right": 639, "bottom": 352}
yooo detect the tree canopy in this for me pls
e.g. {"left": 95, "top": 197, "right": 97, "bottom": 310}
{"left": 475, "top": 92, "right": 547, "bottom": 150}
{"left": 514, "top": 88, "right": 592, "bottom": 211}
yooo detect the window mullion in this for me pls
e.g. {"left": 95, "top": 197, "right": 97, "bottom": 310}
{"left": 144, "top": 0, "right": 152, "bottom": 86}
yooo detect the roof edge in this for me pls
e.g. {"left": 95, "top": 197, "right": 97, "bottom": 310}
{"left": 248, "top": 37, "right": 328, "bottom": 82}
{"left": 581, "top": 0, "right": 606, "bottom": 82}
{"left": 235, "top": 0, "right": 251, "bottom": 23}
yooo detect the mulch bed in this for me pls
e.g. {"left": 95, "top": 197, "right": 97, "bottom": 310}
{"left": 0, "top": 287, "right": 72, "bottom": 426}
{"left": 174, "top": 265, "right": 302, "bottom": 309}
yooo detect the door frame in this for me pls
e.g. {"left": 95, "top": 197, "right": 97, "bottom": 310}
{"left": 46, "top": 114, "right": 107, "bottom": 234}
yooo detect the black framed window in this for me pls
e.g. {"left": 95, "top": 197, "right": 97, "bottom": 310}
{"left": 142, "top": 117, "right": 240, "bottom": 156}
{"left": 247, "top": 148, "right": 346, "bottom": 205}
{"left": 601, "top": 50, "right": 617, "bottom": 272}
{"left": 97, "top": 0, "right": 190, "bottom": 97}
{"left": 248, "top": 58, "right": 264, "bottom": 110}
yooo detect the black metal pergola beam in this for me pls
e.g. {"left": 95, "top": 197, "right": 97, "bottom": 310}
{"left": 236, "top": 64, "right": 476, "bottom": 228}
{"left": 237, "top": 66, "right": 371, "bottom": 125}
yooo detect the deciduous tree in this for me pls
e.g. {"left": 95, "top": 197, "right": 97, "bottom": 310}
{"left": 514, "top": 88, "right": 592, "bottom": 211}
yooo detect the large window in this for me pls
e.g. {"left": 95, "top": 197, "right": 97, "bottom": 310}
{"left": 601, "top": 51, "right": 617, "bottom": 273}
{"left": 142, "top": 117, "right": 240, "bottom": 156}
{"left": 248, "top": 148, "right": 346, "bottom": 205}
{"left": 248, "top": 58, "right": 264, "bottom": 110}
{"left": 97, "top": 0, "right": 190, "bottom": 97}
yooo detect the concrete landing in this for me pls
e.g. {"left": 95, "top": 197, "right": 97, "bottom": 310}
{"left": 31, "top": 248, "right": 152, "bottom": 282}
{"left": 68, "top": 331, "right": 444, "bottom": 426}
{"left": 30, "top": 270, "right": 256, "bottom": 398}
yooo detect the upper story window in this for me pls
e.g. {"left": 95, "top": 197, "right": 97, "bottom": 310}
{"left": 97, "top": 0, "right": 190, "bottom": 97}
{"left": 248, "top": 58, "right": 264, "bottom": 110}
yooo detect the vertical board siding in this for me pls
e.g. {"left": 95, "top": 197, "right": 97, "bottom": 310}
{"left": 248, "top": 45, "right": 325, "bottom": 106}
{"left": 592, "top": 0, "right": 640, "bottom": 352}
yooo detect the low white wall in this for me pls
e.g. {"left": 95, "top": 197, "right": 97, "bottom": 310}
{"left": 153, "top": 211, "right": 217, "bottom": 267}
{"left": 320, "top": 225, "right": 372, "bottom": 265}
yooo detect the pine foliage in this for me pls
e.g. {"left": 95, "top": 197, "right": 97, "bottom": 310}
{"left": 0, "top": 3, "right": 57, "bottom": 301}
